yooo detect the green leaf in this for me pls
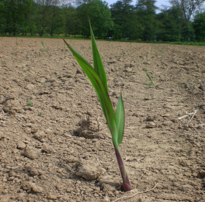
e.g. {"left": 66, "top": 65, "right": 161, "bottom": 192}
{"left": 143, "top": 83, "right": 154, "bottom": 86}
{"left": 143, "top": 69, "right": 155, "bottom": 86}
{"left": 89, "top": 20, "right": 108, "bottom": 92}
{"left": 116, "top": 93, "right": 124, "bottom": 145}
{"left": 62, "top": 37, "right": 118, "bottom": 147}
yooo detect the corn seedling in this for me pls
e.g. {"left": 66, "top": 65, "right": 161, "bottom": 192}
{"left": 27, "top": 101, "right": 33, "bottom": 106}
{"left": 143, "top": 69, "right": 155, "bottom": 86}
{"left": 62, "top": 21, "right": 132, "bottom": 191}
{"left": 41, "top": 41, "right": 51, "bottom": 57}
{"left": 161, "top": 45, "right": 165, "bottom": 53}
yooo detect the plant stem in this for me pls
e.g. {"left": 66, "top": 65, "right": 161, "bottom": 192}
{"left": 114, "top": 146, "right": 132, "bottom": 191}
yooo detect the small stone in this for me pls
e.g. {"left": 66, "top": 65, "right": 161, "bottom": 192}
{"left": 42, "top": 143, "right": 56, "bottom": 153}
{"left": 199, "top": 170, "right": 205, "bottom": 177}
{"left": 146, "top": 115, "right": 156, "bottom": 121}
{"left": 44, "top": 129, "right": 53, "bottom": 135}
{"left": 132, "top": 113, "right": 138, "bottom": 117}
{"left": 47, "top": 194, "right": 57, "bottom": 200}
{"left": 143, "top": 61, "right": 150, "bottom": 65}
{"left": 108, "top": 60, "right": 116, "bottom": 64}
{"left": 17, "top": 141, "right": 26, "bottom": 150}
{"left": 124, "top": 63, "right": 134, "bottom": 68}
{"left": 25, "top": 166, "right": 39, "bottom": 176}
{"left": 33, "top": 131, "right": 46, "bottom": 142}
{"left": 3, "top": 106, "right": 11, "bottom": 113}
{"left": 21, "top": 182, "right": 43, "bottom": 193}
{"left": 64, "top": 156, "right": 79, "bottom": 163}
{"left": 23, "top": 146, "right": 40, "bottom": 160}
{"left": 146, "top": 122, "right": 156, "bottom": 128}
{"left": 104, "top": 196, "right": 110, "bottom": 202}
{"left": 76, "top": 69, "right": 82, "bottom": 74}
{"left": 76, "top": 160, "right": 102, "bottom": 180}
{"left": 170, "top": 118, "right": 178, "bottom": 123}
{"left": 31, "top": 125, "right": 38, "bottom": 133}
{"left": 0, "top": 195, "right": 10, "bottom": 202}
{"left": 99, "top": 168, "right": 106, "bottom": 175}
{"left": 98, "top": 175, "right": 121, "bottom": 187}
{"left": 24, "top": 127, "right": 31, "bottom": 134}
{"left": 162, "top": 121, "right": 173, "bottom": 126}
{"left": 30, "top": 182, "right": 43, "bottom": 193}
{"left": 9, "top": 171, "right": 16, "bottom": 177}
{"left": 123, "top": 67, "right": 133, "bottom": 72}
{"left": 162, "top": 114, "right": 170, "bottom": 117}
{"left": 101, "top": 183, "right": 116, "bottom": 192}
{"left": 25, "top": 84, "right": 36, "bottom": 91}
{"left": 7, "top": 177, "right": 14, "bottom": 181}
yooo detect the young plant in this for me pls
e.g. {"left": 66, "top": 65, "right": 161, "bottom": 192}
{"left": 62, "top": 22, "right": 132, "bottom": 191}
{"left": 143, "top": 69, "right": 155, "bottom": 86}
{"left": 41, "top": 41, "right": 51, "bottom": 57}
{"left": 27, "top": 101, "right": 33, "bottom": 106}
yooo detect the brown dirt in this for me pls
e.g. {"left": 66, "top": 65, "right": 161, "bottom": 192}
{"left": 0, "top": 37, "right": 205, "bottom": 202}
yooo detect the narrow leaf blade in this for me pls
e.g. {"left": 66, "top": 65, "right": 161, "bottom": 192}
{"left": 143, "top": 83, "right": 154, "bottom": 86}
{"left": 143, "top": 69, "right": 155, "bottom": 85}
{"left": 116, "top": 93, "right": 124, "bottom": 145}
{"left": 62, "top": 37, "right": 118, "bottom": 147}
{"left": 89, "top": 20, "right": 108, "bottom": 92}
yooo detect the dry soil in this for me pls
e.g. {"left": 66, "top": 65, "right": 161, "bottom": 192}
{"left": 0, "top": 37, "right": 205, "bottom": 202}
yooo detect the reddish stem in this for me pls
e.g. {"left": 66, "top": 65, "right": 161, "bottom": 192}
{"left": 114, "top": 146, "right": 132, "bottom": 191}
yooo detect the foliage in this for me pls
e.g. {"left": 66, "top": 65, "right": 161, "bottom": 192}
{"left": 135, "top": 0, "right": 158, "bottom": 41}
{"left": 193, "top": 12, "right": 205, "bottom": 41}
{"left": 156, "top": 7, "right": 183, "bottom": 41}
{"left": 62, "top": 22, "right": 131, "bottom": 191}
{"left": 77, "top": 0, "right": 113, "bottom": 38}
{"left": 111, "top": 24, "right": 123, "bottom": 40}
{"left": 181, "top": 23, "right": 195, "bottom": 42}
{"left": 143, "top": 69, "right": 155, "bottom": 86}
{"left": 169, "top": 0, "right": 205, "bottom": 28}
{"left": 0, "top": 0, "right": 205, "bottom": 42}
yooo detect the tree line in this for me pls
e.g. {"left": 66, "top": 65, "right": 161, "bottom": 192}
{"left": 0, "top": 0, "right": 205, "bottom": 42}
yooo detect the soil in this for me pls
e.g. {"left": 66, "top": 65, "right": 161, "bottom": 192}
{"left": 0, "top": 37, "right": 205, "bottom": 202}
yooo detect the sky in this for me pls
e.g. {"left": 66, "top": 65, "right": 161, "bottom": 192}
{"left": 105, "top": 0, "right": 171, "bottom": 10}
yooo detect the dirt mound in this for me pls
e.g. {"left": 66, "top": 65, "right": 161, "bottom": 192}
{"left": 0, "top": 37, "right": 204, "bottom": 201}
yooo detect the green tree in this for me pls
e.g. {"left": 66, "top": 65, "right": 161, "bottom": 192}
{"left": 136, "top": 0, "right": 158, "bottom": 41}
{"left": 156, "top": 7, "right": 183, "bottom": 41}
{"left": 111, "top": 0, "right": 141, "bottom": 39}
{"left": 77, "top": 0, "right": 113, "bottom": 38}
{"left": 193, "top": 12, "right": 205, "bottom": 41}
{"left": 47, "top": 4, "right": 65, "bottom": 36}
{"left": 64, "top": 6, "right": 81, "bottom": 36}
{"left": 181, "top": 23, "right": 195, "bottom": 41}
{"left": 0, "top": 0, "right": 5, "bottom": 33}
{"left": 35, "top": 0, "right": 51, "bottom": 36}
{"left": 169, "top": 0, "right": 205, "bottom": 28}
{"left": 0, "top": 0, "right": 34, "bottom": 35}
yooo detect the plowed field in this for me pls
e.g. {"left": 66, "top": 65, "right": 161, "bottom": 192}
{"left": 0, "top": 37, "right": 205, "bottom": 201}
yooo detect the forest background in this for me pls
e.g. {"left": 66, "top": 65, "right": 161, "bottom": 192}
{"left": 0, "top": 0, "right": 205, "bottom": 42}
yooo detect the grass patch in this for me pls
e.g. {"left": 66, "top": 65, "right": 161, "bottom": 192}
{"left": 1, "top": 34, "right": 205, "bottom": 46}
